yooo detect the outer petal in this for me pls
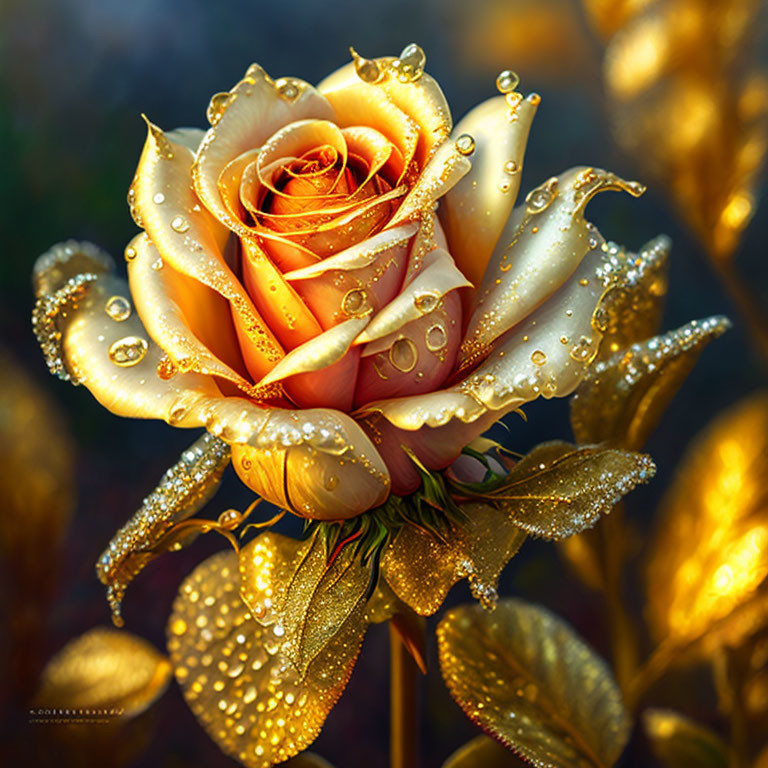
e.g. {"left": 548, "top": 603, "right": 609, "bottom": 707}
{"left": 192, "top": 64, "right": 334, "bottom": 232}
{"left": 439, "top": 93, "right": 538, "bottom": 288}
{"left": 127, "top": 233, "right": 253, "bottom": 392}
{"left": 459, "top": 166, "right": 645, "bottom": 369}
{"left": 230, "top": 406, "right": 390, "bottom": 519}
{"left": 131, "top": 121, "right": 285, "bottom": 383}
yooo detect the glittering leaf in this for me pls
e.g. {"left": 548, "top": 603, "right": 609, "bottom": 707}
{"left": 572, "top": 316, "right": 730, "bottom": 450}
{"left": 442, "top": 734, "right": 529, "bottom": 768}
{"left": 601, "top": 0, "right": 768, "bottom": 262}
{"left": 95, "top": 431, "right": 231, "bottom": 626}
{"left": 382, "top": 502, "right": 527, "bottom": 615}
{"left": 456, "top": 441, "right": 655, "bottom": 540}
{"left": 438, "top": 599, "right": 630, "bottom": 768}
{"left": 642, "top": 709, "right": 729, "bottom": 768}
{"left": 594, "top": 235, "right": 669, "bottom": 363}
{"left": 646, "top": 393, "right": 768, "bottom": 655}
{"left": 168, "top": 551, "right": 361, "bottom": 768}
{"left": 35, "top": 627, "right": 171, "bottom": 716}
{"left": 239, "top": 530, "right": 370, "bottom": 678}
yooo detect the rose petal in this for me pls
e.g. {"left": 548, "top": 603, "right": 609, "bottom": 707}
{"left": 355, "top": 248, "right": 471, "bottom": 344}
{"left": 319, "top": 56, "right": 452, "bottom": 167}
{"left": 192, "top": 64, "right": 334, "bottom": 233}
{"left": 240, "top": 237, "right": 322, "bottom": 350}
{"left": 127, "top": 233, "right": 253, "bottom": 392}
{"left": 354, "top": 289, "right": 462, "bottom": 404}
{"left": 230, "top": 407, "right": 390, "bottom": 519}
{"left": 165, "top": 127, "right": 206, "bottom": 153}
{"left": 440, "top": 93, "right": 538, "bottom": 288}
{"left": 132, "top": 120, "right": 285, "bottom": 382}
{"left": 459, "top": 166, "right": 645, "bottom": 369}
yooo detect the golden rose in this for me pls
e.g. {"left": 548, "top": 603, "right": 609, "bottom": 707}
{"left": 33, "top": 46, "right": 647, "bottom": 520}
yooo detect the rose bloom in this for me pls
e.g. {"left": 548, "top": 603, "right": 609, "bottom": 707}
{"left": 44, "top": 46, "right": 645, "bottom": 520}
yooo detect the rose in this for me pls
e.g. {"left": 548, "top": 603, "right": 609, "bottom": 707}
{"left": 33, "top": 45, "right": 646, "bottom": 520}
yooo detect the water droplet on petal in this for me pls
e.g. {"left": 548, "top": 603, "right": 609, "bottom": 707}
{"left": 171, "top": 215, "right": 190, "bottom": 233}
{"left": 530, "top": 349, "right": 547, "bottom": 366}
{"left": 389, "top": 338, "right": 418, "bottom": 372}
{"left": 496, "top": 69, "right": 520, "bottom": 94}
{"left": 525, "top": 177, "right": 558, "bottom": 214}
{"left": 426, "top": 324, "right": 448, "bottom": 351}
{"left": 207, "top": 92, "right": 235, "bottom": 126}
{"left": 153, "top": 192, "right": 165, "bottom": 205}
{"left": 350, "top": 47, "right": 383, "bottom": 83}
{"left": 109, "top": 336, "right": 148, "bottom": 367}
{"left": 105, "top": 295, "right": 131, "bottom": 322}
{"left": 455, "top": 133, "right": 475, "bottom": 156}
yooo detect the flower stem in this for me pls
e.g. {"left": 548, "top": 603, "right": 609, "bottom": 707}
{"left": 389, "top": 622, "right": 420, "bottom": 768}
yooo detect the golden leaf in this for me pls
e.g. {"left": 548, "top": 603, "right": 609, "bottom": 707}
{"left": 642, "top": 709, "right": 729, "bottom": 768}
{"left": 96, "top": 431, "right": 231, "bottom": 626}
{"left": 600, "top": 0, "right": 768, "bottom": 262}
{"left": 438, "top": 599, "right": 630, "bottom": 768}
{"left": 442, "top": 734, "right": 529, "bottom": 767}
{"left": 572, "top": 317, "right": 730, "bottom": 450}
{"left": 594, "top": 236, "right": 669, "bottom": 363}
{"left": 473, "top": 441, "right": 655, "bottom": 539}
{"left": 382, "top": 502, "right": 527, "bottom": 615}
{"left": 238, "top": 530, "right": 370, "bottom": 677}
{"left": 646, "top": 393, "right": 768, "bottom": 654}
{"left": 35, "top": 627, "right": 171, "bottom": 716}
{"left": 168, "top": 551, "right": 362, "bottom": 768}
{"left": 0, "top": 347, "right": 74, "bottom": 574}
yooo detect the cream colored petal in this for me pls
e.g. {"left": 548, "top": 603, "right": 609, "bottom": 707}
{"left": 355, "top": 248, "right": 472, "bottom": 344}
{"left": 127, "top": 233, "right": 253, "bottom": 392}
{"left": 341, "top": 125, "right": 396, "bottom": 184}
{"left": 457, "top": 238, "right": 635, "bottom": 412}
{"left": 165, "top": 127, "right": 205, "bottom": 153}
{"left": 387, "top": 137, "right": 472, "bottom": 229}
{"left": 131, "top": 120, "right": 284, "bottom": 380}
{"left": 459, "top": 166, "right": 645, "bottom": 368}
{"left": 193, "top": 65, "right": 334, "bottom": 231}
{"left": 259, "top": 315, "right": 371, "bottom": 386}
{"left": 284, "top": 222, "right": 419, "bottom": 279}
{"left": 318, "top": 53, "right": 452, "bottom": 166}
{"left": 59, "top": 271, "right": 220, "bottom": 425}
{"left": 228, "top": 406, "right": 390, "bottom": 519}
{"left": 439, "top": 93, "right": 538, "bottom": 287}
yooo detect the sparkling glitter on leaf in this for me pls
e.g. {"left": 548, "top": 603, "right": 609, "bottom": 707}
{"left": 442, "top": 734, "right": 530, "bottom": 767}
{"left": 96, "top": 431, "right": 231, "bottom": 626}
{"left": 239, "top": 530, "right": 370, "bottom": 678}
{"left": 382, "top": 502, "right": 527, "bottom": 616}
{"left": 168, "top": 551, "right": 363, "bottom": 768}
{"left": 642, "top": 709, "right": 730, "bottom": 768}
{"left": 438, "top": 599, "right": 630, "bottom": 768}
{"left": 572, "top": 316, "right": 730, "bottom": 451}
{"left": 458, "top": 441, "right": 655, "bottom": 540}
{"left": 35, "top": 627, "right": 171, "bottom": 716}
{"left": 646, "top": 393, "right": 768, "bottom": 655}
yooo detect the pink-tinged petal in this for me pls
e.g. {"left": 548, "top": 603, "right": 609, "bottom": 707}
{"left": 355, "top": 248, "right": 471, "bottom": 344}
{"left": 459, "top": 167, "right": 646, "bottom": 370}
{"left": 354, "top": 289, "right": 462, "bottom": 405}
{"left": 282, "top": 347, "right": 362, "bottom": 411}
{"left": 228, "top": 407, "right": 390, "bottom": 519}
{"left": 357, "top": 408, "right": 499, "bottom": 495}
{"left": 440, "top": 93, "right": 538, "bottom": 288}
{"left": 192, "top": 65, "right": 334, "bottom": 232}
{"left": 285, "top": 223, "right": 417, "bottom": 330}
{"left": 318, "top": 53, "right": 452, "bottom": 167}
{"left": 127, "top": 233, "right": 253, "bottom": 392}
{"left": 131, "top": 120, "right": 285, "bottom": 382}
{"left": 240, "top": 237, "right": 322, "bottom": 349}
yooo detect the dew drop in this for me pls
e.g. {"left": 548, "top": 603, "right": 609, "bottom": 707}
{"left": 393, "top": 43, "right": 425, "bottom": 82}
{"left": 275, "top": 78, "right": 300, "bottom": 101}
{"left": 324, "top": 475, "right": 339, "bottom": 491}
{"left": 207, "top": 92, "right": 235, "bottom": 126}
{"left": 414, "top": 292, "right": 439, "bottom": 314}
{"left": 105, "top": 295, "right": 131, "bottom": 322}
{"left": 455, "top": 133, "right": 475, "bottom": 156}
{"left": 389, "top": 338, "right": 418, "bottom": 372}
{"left": 425, "top": 324, "right": 448, "bottom": 351}
{"left": 153, "top": 192, "right": 165, "bottom": 205}
{"left": 341, "top": 288, "right": 368, "bottom": 317}
{"left": 350, "top": 47, "right": 383, "bottom": 83}
{"left": 530, "top": 349, "right": 547, "bottom": 366}
{"left": 171, "top": 215, "right": 190, "bottom": 233}
{"left": 124, "top": 245, "right": 137, "bottom": 261}
{"left": 525, "top": 177, "right": 558, "bottom": 214}
{"left": 496, "top": 69, "right": 520, "bottom": 94}
{"left": 504, "top": 160, "right": 519, "bottom": 174}
{"left": 108, "top": 336, "right": 148, "bottom": 367}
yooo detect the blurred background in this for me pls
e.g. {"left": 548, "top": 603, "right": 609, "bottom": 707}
{"left": 1, "top": 0, "right": 767, "bottom": 766}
